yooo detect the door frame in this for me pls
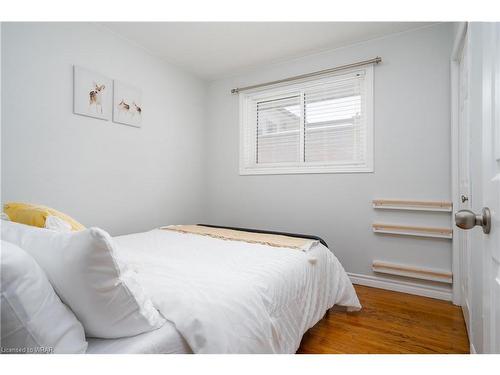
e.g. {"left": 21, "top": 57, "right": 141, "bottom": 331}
{"left": 451, "top": 22, "right": 468, "bottom": 308}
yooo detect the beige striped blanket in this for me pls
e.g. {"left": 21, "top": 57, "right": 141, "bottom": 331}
{"left": 161, "top": 224, "right": 319, "bottom": 251}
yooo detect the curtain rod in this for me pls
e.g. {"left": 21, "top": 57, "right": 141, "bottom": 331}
{"left": 231, "top": 56, "right": 382, "bottom": 94}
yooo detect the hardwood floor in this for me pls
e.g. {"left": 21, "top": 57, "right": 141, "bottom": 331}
{"left": 297, "top": 285, "right": 469, "bottom": 354}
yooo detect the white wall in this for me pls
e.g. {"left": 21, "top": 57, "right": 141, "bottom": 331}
{"left": 204, "top": 24, "right": 455, "bottom": 289}
{"left": 1, "top": 23, "right": 206, "bottom": 235}
{"left": 2, "top": 23, "right": 456, "bottom": 294}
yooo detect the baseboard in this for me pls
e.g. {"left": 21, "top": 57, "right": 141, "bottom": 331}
{"left": 348, "top": 272, "right": 452, "bottom": 301}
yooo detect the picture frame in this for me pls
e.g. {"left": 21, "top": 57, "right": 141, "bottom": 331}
{"left": 73, "top": 66, "right": 112, "bottom": 121}
{"left": 113, "top": 81, "right": 143, "bottom": 128}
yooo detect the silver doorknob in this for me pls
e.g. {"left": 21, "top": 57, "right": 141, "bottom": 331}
{"left": 455, "top": 207, "right": 491, "bottom": 234}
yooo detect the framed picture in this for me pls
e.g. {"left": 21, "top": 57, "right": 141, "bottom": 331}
{"left": 113, "top": 81, "right": 142, "bottom": 128}
{"left": 73, "top": 66, "right": 112, "bottom": 120}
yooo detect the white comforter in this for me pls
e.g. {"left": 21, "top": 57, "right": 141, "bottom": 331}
{"left": 114, "top": 229, "right": 360, "bottom": 354}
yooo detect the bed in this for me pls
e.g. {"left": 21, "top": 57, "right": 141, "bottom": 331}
{"left": 86, "top": 226, "right": 361, "bottom": 354}
{"left": 87, "top": 320, "right": 191, "bottom": 354}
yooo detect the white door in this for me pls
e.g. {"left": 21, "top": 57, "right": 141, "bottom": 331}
{"left": 454, "top": 22, "right": 500, "bottom": 354}
{"left": 456, "top": 28, "right": 472, "bottom": 332}
{"left": 479, "top": 22, "right": 500, "bottom": 354}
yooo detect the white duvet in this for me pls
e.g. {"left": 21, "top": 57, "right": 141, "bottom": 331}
{"left": 114, "top": 229, "right": 361, "bottom": 354}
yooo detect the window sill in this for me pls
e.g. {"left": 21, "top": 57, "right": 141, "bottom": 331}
{"left": 239, "top": 165, "right": 374, "bottom": 175}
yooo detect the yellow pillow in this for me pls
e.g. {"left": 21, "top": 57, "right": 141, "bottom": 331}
{"left": 3, "top": 202, "right": 85, "bottom": 231}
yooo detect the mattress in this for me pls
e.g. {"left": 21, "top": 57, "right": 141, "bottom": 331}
{"left": 86, "top": 320, "right": 191, "bottom": 354}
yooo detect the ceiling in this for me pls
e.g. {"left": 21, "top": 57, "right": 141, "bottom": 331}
{"left": 102, "top": 22, "right": 434, "bottom": 80}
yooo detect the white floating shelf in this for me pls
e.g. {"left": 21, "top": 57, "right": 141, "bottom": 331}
{"left": 372, "top": 223, "right": 453, "bottom": 239}
{"left": 372, "top": 260, "right": 453, "bottom": 284}
{"left": 372, "top": 199, "right": 452, "bottom": 212}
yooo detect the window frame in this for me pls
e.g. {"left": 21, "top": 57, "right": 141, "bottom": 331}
{"left": 239, "top": 66, "right": 374, "bottom": 175}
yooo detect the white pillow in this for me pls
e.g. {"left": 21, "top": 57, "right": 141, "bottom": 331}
{"left": 45, "top": 215, "right": 72, "bottom": 232}
{"left": 1, "top": 221, "right": 165, "bottom": 339}
{"left": 1, "top": 240, "right": 88, "bottom": 353}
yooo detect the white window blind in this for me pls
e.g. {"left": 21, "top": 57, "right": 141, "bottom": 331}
{"left": 239, "top": 66, "right": 373, "bottom": 175}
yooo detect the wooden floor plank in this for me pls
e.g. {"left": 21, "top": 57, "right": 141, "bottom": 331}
{"left": 297, "top": 285, "right": 469, "bottom": 354}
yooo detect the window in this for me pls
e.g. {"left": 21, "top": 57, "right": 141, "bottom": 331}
{"left": 239, "top": 66, "right": 373, "bottom": 175}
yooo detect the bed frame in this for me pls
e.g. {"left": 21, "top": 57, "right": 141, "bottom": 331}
{"left": 197, "top": 224, "right": 329, "bottom": 248}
